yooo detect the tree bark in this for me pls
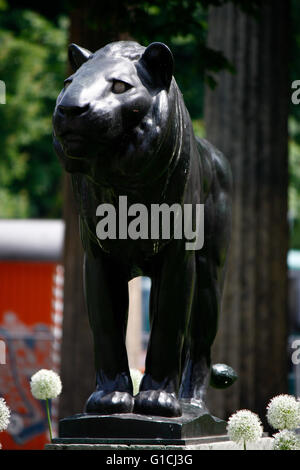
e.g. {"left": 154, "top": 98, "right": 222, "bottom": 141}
{"left": 205, "top": 1, "right": 290, "bottom": 425}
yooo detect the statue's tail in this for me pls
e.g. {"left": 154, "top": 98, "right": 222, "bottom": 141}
{"left": 210, "top": 363, "right": 238, "bottom": 389}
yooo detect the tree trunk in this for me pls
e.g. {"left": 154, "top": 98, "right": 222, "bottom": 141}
{"left": 204, "top": 1, "right": 290, "bottom": 425}
{"left": 58, "top": 173, "right": 94, "bottom": 419}
{"left": 59, "top": 3, "right": 133, "bottom": 420}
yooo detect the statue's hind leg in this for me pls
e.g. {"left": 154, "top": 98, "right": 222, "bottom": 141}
{"left": 179, "top": 156, "right": 232, "bottom": 409}
{"left": 179, "top": 252, "right": 224, "bottom": 409}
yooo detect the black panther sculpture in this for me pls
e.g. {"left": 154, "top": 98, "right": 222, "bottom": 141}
{"left": 53, "top": 41, "right": 233, "bottom": 418}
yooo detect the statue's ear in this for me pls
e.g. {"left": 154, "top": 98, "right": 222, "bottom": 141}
{"left": 140, "top": 42, "right": 174, "bottom": 91}
{"left": 68, "top": 43, "right": 92, "bottom": 71}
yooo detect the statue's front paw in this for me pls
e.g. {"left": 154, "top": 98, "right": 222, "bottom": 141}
{"left": 134, "top": 390, "right": 182, "bottom": 417}
{"left": 85, "top": 390, "right": 134, "bottom": 414}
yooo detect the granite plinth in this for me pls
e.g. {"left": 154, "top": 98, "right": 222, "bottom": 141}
{"left": 55, "top": 403, "right": 227, "bottom": 446}
{"left": 46, "top": 437, "right": 274, "bottom": 450}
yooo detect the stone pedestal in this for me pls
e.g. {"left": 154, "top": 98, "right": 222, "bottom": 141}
{"left": 45, "top": 437, "right": 274, "bottom": 451}
{"left": 52, "top": 403, "right": 227, "bottom": 447}
{"left": 47, "top": 404, "right": 274, "bottom": 450}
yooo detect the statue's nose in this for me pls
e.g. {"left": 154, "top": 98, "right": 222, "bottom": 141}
{"left": 57, "top": 99, "right": 90, "bottom": 117}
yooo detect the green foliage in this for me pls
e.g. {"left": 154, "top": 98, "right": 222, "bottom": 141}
{"left": 289, "top": 0, "right": 300, "bottom": 248}
{"left": 288, "top": 119, "right": 300, "bottom": 249}
{"left": 192, "top": 119, "right": 206, "bottom": 139}
{"left": 0, "top": 9, "right": 68, "bottom": 217}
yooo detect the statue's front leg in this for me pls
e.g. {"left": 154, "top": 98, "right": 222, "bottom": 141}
{"left": 83, "top": 251, "right": 134, "bottom": 414}
{"left": 134, "top": 242, "right": 196, "bottom": 417}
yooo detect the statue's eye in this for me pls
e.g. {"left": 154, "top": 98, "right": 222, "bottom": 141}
{"left": 112, "top": 80, "right": 132, "bottom": 94}
{"left": 64, "top": 80, "right": 72, "bottom": 90}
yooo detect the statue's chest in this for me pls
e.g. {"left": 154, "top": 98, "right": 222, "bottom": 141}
{"left": 72, "top": 175, "right": 171, "bottom": 262}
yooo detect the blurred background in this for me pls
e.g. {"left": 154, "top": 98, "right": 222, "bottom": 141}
{"left": 0, "top": 0, "right": 299, "bottom": 449}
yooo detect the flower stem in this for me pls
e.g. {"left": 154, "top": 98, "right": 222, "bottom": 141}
{"left": 244, "top": 440, "right": 247, "bottom": 450}
{"left": 45, "top": 398, "right": 53, "bottom": 441}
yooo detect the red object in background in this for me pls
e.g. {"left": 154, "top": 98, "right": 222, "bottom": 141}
{"left": 0, "top": 220, "right": 64, "bottom": 450}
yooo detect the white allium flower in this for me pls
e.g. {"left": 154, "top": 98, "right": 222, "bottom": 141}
{"left": 130, "top": 368, "right": 143, "bottom": 396}
{"left": 30, "top": 369, "right": 62, "bottom": 400}
{"left": 227, "top": 409, "right": 263, "bottom": 446}
{"left": 0, "top": 398, "right": 10, "bottom": 432}
{"left": 273, "top": 430, "right": 300, "bottom": 450}
{"left": 266, "top": 394, "right": 300, "bottom": 430}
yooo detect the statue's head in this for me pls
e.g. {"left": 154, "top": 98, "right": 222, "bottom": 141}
{"left": 52, "top": 41, "right": 174, "bottom": 162}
